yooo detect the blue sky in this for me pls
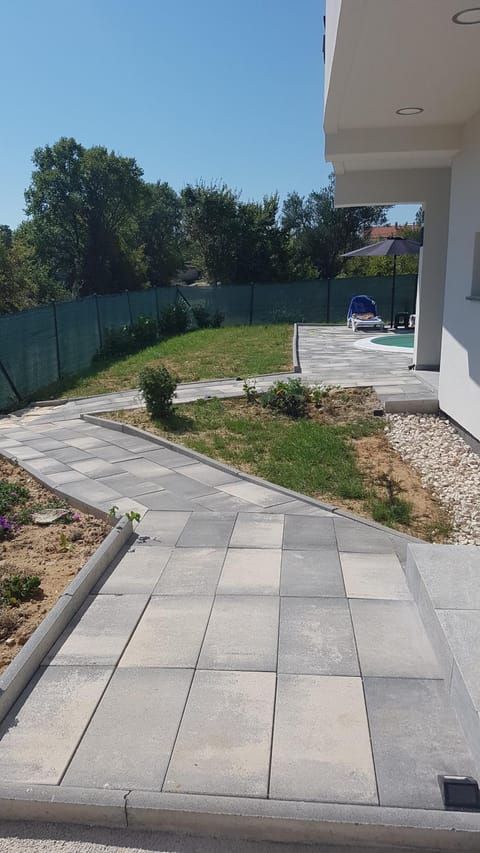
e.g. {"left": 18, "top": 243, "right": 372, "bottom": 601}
{"left": 0, "top": 0, "right": 416, "bottom": 228}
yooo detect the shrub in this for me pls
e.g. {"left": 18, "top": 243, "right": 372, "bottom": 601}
{"left": 0, "top": 573, "right": 41, "bottom": 606}
{"left": 191, "top": 304, "right": 225, "bottom": 329}
{"left": 243, "top": 378, "right": 258, "bottom": 404}
{"left": 139, "top": 365, "right": 178, "bottom": 419}
{"left": 261, "top": 378, "right": 309, "bottom": 418}
{"left": 99, "top": 315, "right": 159, "bottom": 358}
{"left": 192, "top": 304, "right": 211, "bottom": 329}
{"left": 159, "top": 302, "right": 190, "bottom": 336}
{"left": 0, "top": 480, "right": 29, "bottom": 517}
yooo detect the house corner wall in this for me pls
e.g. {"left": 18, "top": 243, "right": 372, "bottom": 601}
{"left": 439, "top": 110, "right": 480, "bottom": 441}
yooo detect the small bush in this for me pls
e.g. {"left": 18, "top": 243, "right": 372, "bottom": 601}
{"left": 0, "top": 573, "right": 41, "bottom": 606}
{"left": 369, "top": 496, "right": 413, "bottom": 527}
{"left": 159, "top": 302, "right": 190, "bottom": 336}
{"left": 261, "top": 378, "right": 309, "bottom": 419}
{"left": 0, "top": 606, "right": 19, "bottom": 640}
{"left": 99, "top": 315, "right": 159, "bottom": 358}
{"left": 192, "top": 304, "right": 211, "bottom": 329}
{"left": 243, "top": 378, "right": 258, "bottom": 404}
{"left": 0, "top": 480, "right": 29, "bottom": 517}
{"left": 191, "top": 304, "right": 225, "bottom": 329}
{"left": 139, "top": 365, "right": 178, "bottom": 419}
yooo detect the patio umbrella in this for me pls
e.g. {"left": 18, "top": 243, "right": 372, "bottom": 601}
{"left": 342, "top": 237, "right": 421, "bottom": 328}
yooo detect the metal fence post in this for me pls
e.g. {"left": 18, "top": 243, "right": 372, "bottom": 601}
{"left": 249, "top": 283, "right": 254, "bottom": 326}
{"left": 126, "top": 290, "right": 133, "bottom": 325}
{"left": 0, "top": 359, "right": 21, "bottom": 403}
{"left": 95, "top": 294, "right": 103, "bottom": 349}
{"left": 52, "top": 302, "right": 62, "bottom": 380}
{"left": 326, "top": 278, "right": 331, "bottom": 324}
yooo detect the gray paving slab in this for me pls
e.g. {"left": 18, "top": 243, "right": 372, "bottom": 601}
{"left": 230, "top": 513, "right": 284, "bottom": 548}
{"left": 144, "top": 448, "right": 197, "bottom": 468}
{"left": 0, "top": 666, "right": 112, "bottom": 784}
{"left": 270, "top": 674, "right": 377, "bottom": 804}
{"left": 98, "top": 496, "right": 149, "bottom": 519}
{"left": 96, "top": 472, "right": 165, "bottom": 497}
{"left": 437, "top": 609, "right": 480, "bottom": 708}
{"left": 198, "top": 595, "right": 279, "bottom": 671}
{"left": 163, "top": 670, "right": 276, "bottom": 797}
{"left": 264, "top": 499, "right": 333, "bottom": 516}
{"left": 25, "top": 457, "right": 67, "bottom": 474}
{"left": 44, "top": 594, "right": 148, "bottom": 666}
{"left": 283, "top": 516, "right": 336, "bottom": 550}
{"left": 334, "top": 519, "right": 395, "bottom": 553}
{"left": 63, "top": 668, "right": 193, "bottom": 790}
{"left": 68, "top": 458, "right": 127, "bottom": 479}
{"left": 116, "top": 457, "right": 172, "bottom": 479}
{"left": 58, "top": 478, "right": 122, "bottom": 507}
{"left": 350, "top": 600, "right": 442, "bottom": 678}
{"left": 409, "top": 543, "right": 480, "bottom": 609}
{"left": 217, "top": 548, "right": 281, "bottom": 595}
{"left": 87, "top": 443, "right": 137, "bottom": 463}
{"left": 7, "top": 446, "right": 42, "bottom": 460}
{"left": 26, "top": 437, "right": 65, "bottom": 451}
{"left": 178, "top": 461, "right": 239, "bottom": 487}
{"left": 218, "top": 480, "right": 291, "bottom": 508}
{"left": 280, "top": 549, "right": 345, "bottom": 597}
{"left": 153, "top": 548, "right": 226, "bottom": 595}
{"left": 64, "top": 436, "right": 109, "bottom": 450}
{"left": 133, "top": 490, "right": 197, "bottom": 510}
{"left": 107, "top": 434, "right": 160, "bottom": 453}
{"left": 176, "top": 512, "right": 236, "bottom": 548}
{"left": 46, "top": 447, "right": 92, "bottom": 463}
{"left": 365, "top": 677, "right": 477, "bottom": 809}
{"left": 96, "top": 546, "right": 172, "bottom": 594}
{"left": 278, "top": 598, "right": 359, "bottom": 676}
{"left": 340, "top": 553, "right": 412, "bottom": 600}
{"left": 119, "top": 596, "right": 212, "bottom": 667}
{"left": 143, "top": 472, "right": 217, "bottom": 501}
{"left": 45, "top": 470, "right": 89, "bottom": 485}
{"left": 135, "top": 511, "right": 190, "bottom": 544}
{"left": 192, "top": 492, "right": 263, "bottom": 513}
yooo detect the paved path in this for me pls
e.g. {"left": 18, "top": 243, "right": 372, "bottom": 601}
{"left": 0, "top": 327, "right": 468, "bottom": 845}
{"left": 0, "top": 407, "right": 475, "bottom": 814}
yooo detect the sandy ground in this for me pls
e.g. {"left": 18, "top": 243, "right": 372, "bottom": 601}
{"left": 0, "top": 459, "right": 109, "bottom": 673}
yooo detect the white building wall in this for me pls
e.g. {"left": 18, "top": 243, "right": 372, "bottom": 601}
{"left": 439, "top": 110, "right": 480, "bottom": 441}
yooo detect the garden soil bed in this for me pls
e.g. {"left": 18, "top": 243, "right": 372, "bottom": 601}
{"left": 0, "top": 459, "right": 109, "bottom": 674}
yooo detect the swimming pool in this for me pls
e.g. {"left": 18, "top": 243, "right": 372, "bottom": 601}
{"left": 370, "top": 333, "right": 414, "bottom": 349}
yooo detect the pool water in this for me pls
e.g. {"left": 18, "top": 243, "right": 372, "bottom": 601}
{"left": 371, "top": 334, "right": 414, "bottom": 349}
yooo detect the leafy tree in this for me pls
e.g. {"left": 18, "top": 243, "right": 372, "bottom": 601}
{"left": 181, "top": 181, "right": 239, "bottom": 283}
{"left": 0, "top": 223, "right": 63, "bottom": 313}
{"left": 282, "top": 175, "right": 389, "bottom": 279}
{"left": 25, "top": 137, "right": 147, "bottom": 296}
{"left": 140, "top": 182, "right": 184, "bottom": 286}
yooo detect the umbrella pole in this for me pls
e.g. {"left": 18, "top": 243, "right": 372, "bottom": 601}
{"left": 390, "top": 254, "right": 397, "bottom": 328}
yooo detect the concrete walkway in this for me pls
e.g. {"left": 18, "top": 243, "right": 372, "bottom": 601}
{"left": 0, "top": 329, "right": 474, "bottom": 845}
{"left": 0, "top": 407, "right": 476, "bottom": 816}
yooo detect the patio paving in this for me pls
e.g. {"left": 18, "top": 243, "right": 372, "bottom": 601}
{"left": 0, "top": 329, "right": 474, "bottom": 843}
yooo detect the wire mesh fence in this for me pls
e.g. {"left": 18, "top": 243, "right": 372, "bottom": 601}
{"left": 0, "top": 275, "right": 417, "bottom": 410}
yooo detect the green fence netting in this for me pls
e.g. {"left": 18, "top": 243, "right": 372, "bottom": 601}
{"left": 0, "top": 275, "right": 417, "bottom": 410}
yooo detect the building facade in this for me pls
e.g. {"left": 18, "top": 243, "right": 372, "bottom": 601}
{"left": 324, "top": 0, "right": 480, "bottom": 440}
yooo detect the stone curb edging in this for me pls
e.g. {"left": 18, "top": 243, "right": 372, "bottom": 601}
{"left": 0, "top": 786, "right": 480, "bottom": 848}
{"left": 0, "top": 516, "right": 133, "bottom": 723}
{"left": 81, "top": 413, "right": 423, "bottom": 547}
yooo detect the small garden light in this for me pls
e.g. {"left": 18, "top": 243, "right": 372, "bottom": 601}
{"left": 439, "top": 775, "right": 480, "bottom": 810}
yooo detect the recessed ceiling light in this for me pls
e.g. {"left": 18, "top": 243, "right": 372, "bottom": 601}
{"left": 396, "top": 107, "right": 424, "bottom": 116}
{"left": 452, "top": 7, "right": 480, "bottom": 24}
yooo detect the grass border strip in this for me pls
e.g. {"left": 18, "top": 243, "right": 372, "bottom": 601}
{"left": 0, "top": 515, "right": 133, "bottom": 723}
{"left": 81, "top": 413, "right": 422, "bottom": 546}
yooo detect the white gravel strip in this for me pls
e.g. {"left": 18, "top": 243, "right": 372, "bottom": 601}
{"left": 386, "top": 413, "right": 480, "bottom": 545}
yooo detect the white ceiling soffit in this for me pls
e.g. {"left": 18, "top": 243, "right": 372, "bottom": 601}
{"left": 324, "top": 0, "right": 480, "bottom": 134}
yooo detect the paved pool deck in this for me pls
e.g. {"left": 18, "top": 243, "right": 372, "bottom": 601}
{"left": 0, "top": 327, "right": 475, "bottom": 847}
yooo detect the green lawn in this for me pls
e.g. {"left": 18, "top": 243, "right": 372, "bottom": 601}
{"left": 36, "top": 324, "right": 293, "bottom": 400}
{"left": 111, "top": 396, "right": 382, "bottom": 506}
